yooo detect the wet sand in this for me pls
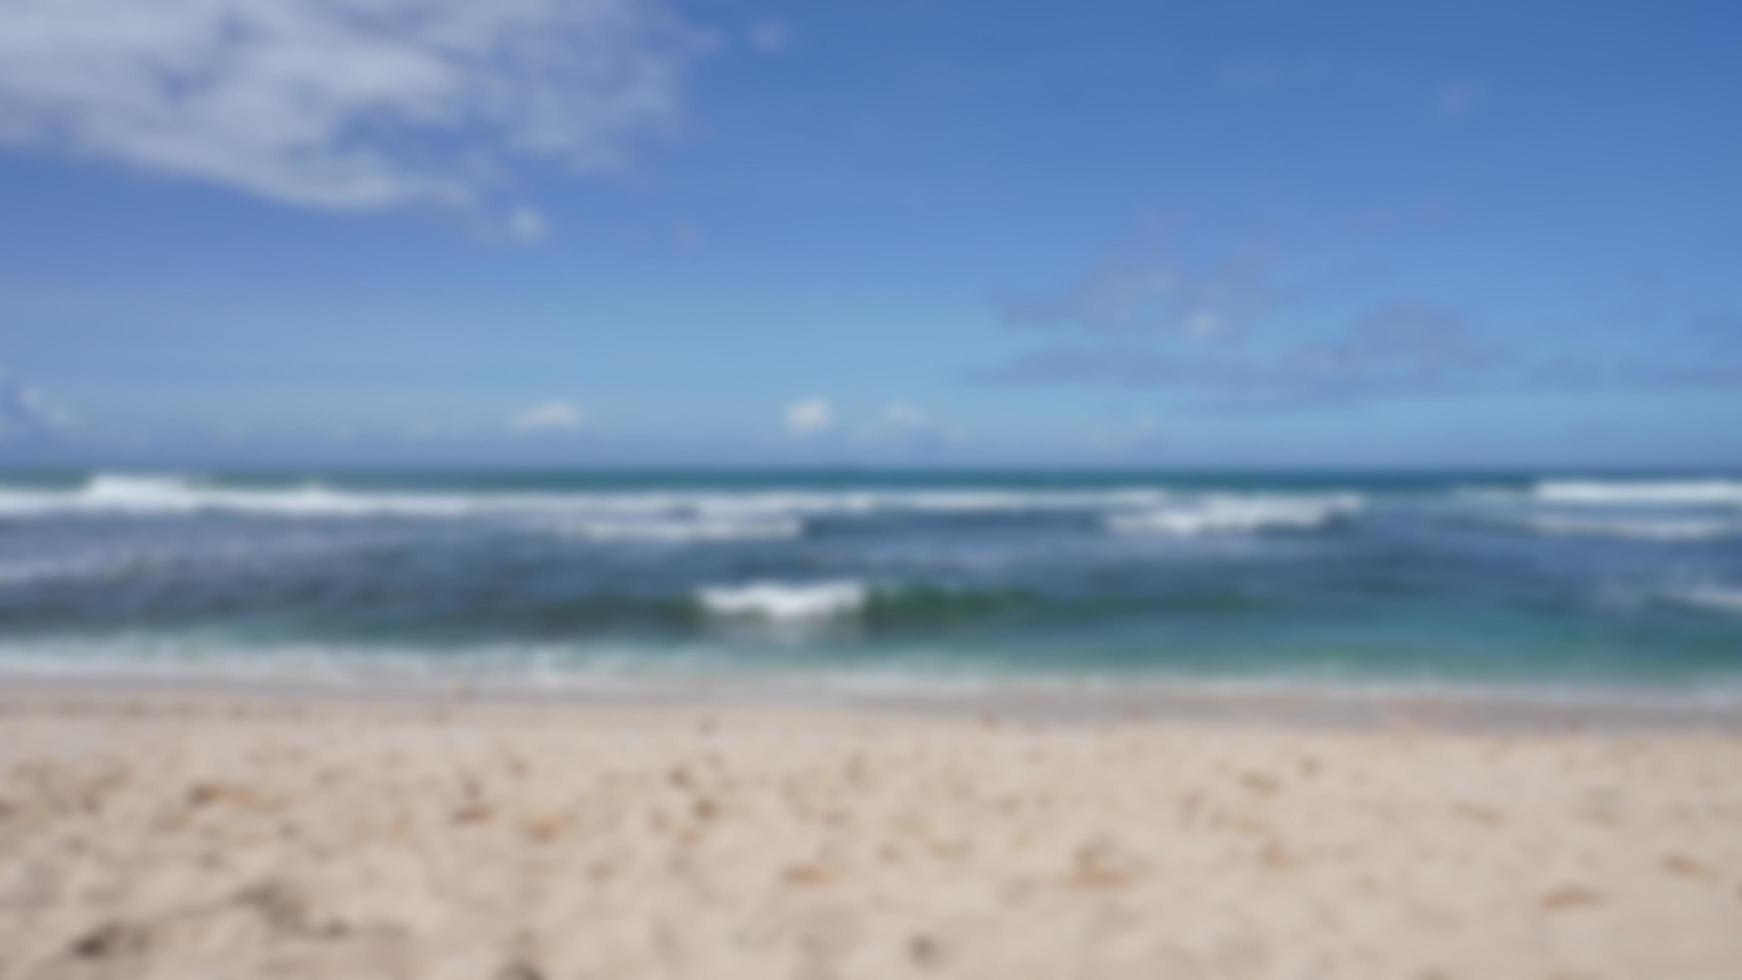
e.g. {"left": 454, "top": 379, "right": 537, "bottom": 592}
{"left": 2, "top": 685, "right": 1740, "bottom": 979}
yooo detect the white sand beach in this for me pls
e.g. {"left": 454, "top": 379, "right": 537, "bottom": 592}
{"left": 1, "top": 687, "right": 1740, "bottom": 980}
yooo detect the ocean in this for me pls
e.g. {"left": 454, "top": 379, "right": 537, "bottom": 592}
{"left": 0, "top": 468, "right": 1739, "bottom": 700}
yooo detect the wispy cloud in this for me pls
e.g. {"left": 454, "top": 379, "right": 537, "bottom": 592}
{"left": 987, "top": 294, "right": 1742, "bottom": 409}
{"left": 1529, "top": 314, "right": 1742, "bottom": 391}
{"left": 998, "top": 224, "right": 1275, "bottom": 342}
{"left": 0, "top": 0, "right": 708, "bottom": 221}
{"left": 1688, "top": 312, "right": 1742, "bottom": 354}
{"left": 746, "top": 18, "right": 793, "bottom": 54}
{"left": 505, "top": 205, "right": 550, "bottom": 243}
{"left": 508, "top": 400, "right": 585, "bottom": 434}
{"left": 1436, "top": 79, "right": 1490, "bottom": 118}
{"left": 783, "top": 397, "right": 833, "bottom": 437}
{"left": 861, "top": 402, "right": 966, "bottom": 447}
{"left": 0, "top": 372, "right": 73, "bottom": 438}
{"left": 1102, "top": 412, "right": 1163, "bottom": 449}
{"left": 980, "top": 218, "right": 1742, "bottom": 411}
{"left": 979, "top": 302, "right": 1504, "bottom": 408}
{"left": 1216, "top": 54, "right": 1329, "bottom": 95}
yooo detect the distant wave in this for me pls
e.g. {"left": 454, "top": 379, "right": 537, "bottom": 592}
{"left": 0, "top": 472, "right": 1187, "bottom": 523}
{"left": 544, "top": 516, "right": 805, "bottom": 543}
{"left": 1106, "top": 494, "right": 1363, "bottom": 537}
{"left": 1506, "top": 515, "right": 1740, "bottom": 542}
{"left": 0, "top": 474, "right": 1388, "bottom": 543}
{"left": 0, "top": 474, "right": 482, "bottom": 518}
{"left": 1532, "top": 479, "right": 1742, "bottom": 507}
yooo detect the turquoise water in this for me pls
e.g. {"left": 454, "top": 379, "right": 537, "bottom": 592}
{"left": 0, "top": 469, "right": 1739, "bottom": 694}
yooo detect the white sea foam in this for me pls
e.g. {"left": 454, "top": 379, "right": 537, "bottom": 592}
{"left": 549, "top": 516, "right": 805, "bottom": 543}
{"left": 0, "top": 473, "right": 1190, "bottom": 522}
{"left": 697, "top": 581, "right": 869, "bottom": 621}
{"left": 0, "top": 533, "right": 362, "bottom": 589}
{"left": 1510, "top": 515, "right": 1738, "bottom": 542}
{"left": 1664, "top": 585, "right": 1742, "bottom": 615}
{"left": 0, "top": 474, "right": 1376, "bottom": 548}
{"left": 0, "top": 635, "right": 715, "bottom": 690}
{"left": 0, "top": 474, "right": 477, "bottom": 518}
{"left": 1533, "top": 479, "right": 1742, "bottom": 507}
{"left": 1106, "top": 494, "right": 1363, "bottom": 537}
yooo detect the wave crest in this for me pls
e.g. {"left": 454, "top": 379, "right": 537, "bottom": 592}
{"left": 0, "top": 473, "right": 1185, "bottom": 521}
{"left": 1507, "top": 515, "right": 1738, "bottom": 542}
{"left": 545, "top": 517, "right": 804, "bottom": 543}
{"left": 1533, "top": 479, "right": 1742, "bottom": 507}
{"left": 1663, "top": 585, "right": 1742, "bottom": 616}
{"left": 697, "top": 581, "right": 868, "bottom": 621}
{"left": 1106, "top": 494, "right": 1363, "bottom": 537}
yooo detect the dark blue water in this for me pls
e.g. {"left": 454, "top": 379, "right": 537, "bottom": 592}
{"left": 1, "top": 469, "right": 1739, "bottom": 694}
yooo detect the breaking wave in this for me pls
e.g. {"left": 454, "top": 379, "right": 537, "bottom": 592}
{"left": 542, "top": 516, "right": 805, "bottom": 543}
{"left": 1506, "top": 515, "right": 1740, "bottom": 542}
{"left": 1662, "top": 585, "right": 1742, "bottom": 616}
{"left": 697, "top": 581, "right": 869, "bottom": 622}
{"left": 1532, "top": 479, "right": 1742, "bottom": 507}
{"left": 0, "top": 473, "right": 1183, "bottom": 522}
{"left": 1106, "top": 494, "right": 1363, "bottom": 537}
{"left": 0, "top": 474, "right": 1378, "bottom": 544}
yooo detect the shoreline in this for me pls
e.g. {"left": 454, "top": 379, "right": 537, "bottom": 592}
{"left": 3, "top": 666, "right": 1742, "bottom": 733}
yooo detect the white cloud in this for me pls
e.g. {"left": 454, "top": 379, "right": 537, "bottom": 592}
{"left": 0, "top": 373, "right": 73, "bottom": 438}
{"left": 746, "top": 18, "right": 792, "bottom": 54}
{"left": 880, "top": 402, "right": 929, "bottom": 431}
{"left": 405, "top": 418, "right": 466, "bottom": 442}
{"left": 863, "top": 401, "right": 966, "bottom": 445}
{"left": 0, "top": 0, "right": 706, "bottom": 213}
{"left": 1437, "top": 80, "right": 1490, "bottom": 117}
{"left": 509, "top": 399, "right": 585, "bottom": 434}
{"left": 1000, "top": 222, "right": 1274, "bottom": 342}
{"left": 1093, "top": 412, "right": 1162, "bottom": 450}
{"left": 672, "top": 219, "right": 702, "bottom": 251}
{"left": 783, "top": 397, "right": 833, "bottom": 437}
{"left": 506, "top": 205, "right": 549, "bottom": 242}
{"left": 1215, "top": 54, "right": 1329, "bottom": 94}
{"left": 1185, "top": 312, "right": 1223, "bottom": 339}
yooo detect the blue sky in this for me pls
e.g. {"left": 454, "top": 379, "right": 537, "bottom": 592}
{"left": 1, "top": 0, "right": 1739, "bottom": 467}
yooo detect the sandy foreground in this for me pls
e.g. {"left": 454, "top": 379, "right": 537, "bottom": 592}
{"left": 1, "top": 688, "right": 1740, "bottom": 980}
